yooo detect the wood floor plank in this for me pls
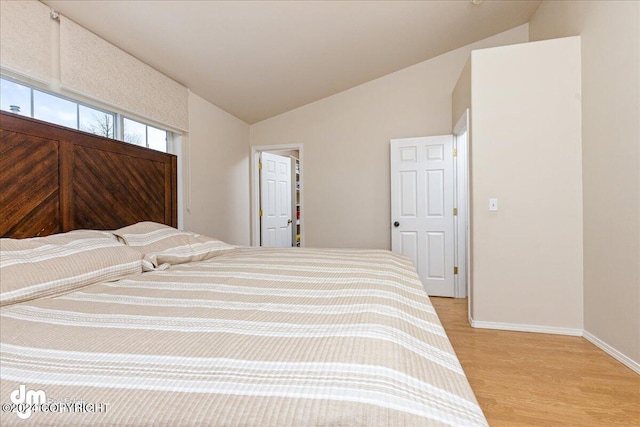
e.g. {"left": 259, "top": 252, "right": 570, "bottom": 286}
{"left": 431, "top": 297, "right": 640, "bottom": 426}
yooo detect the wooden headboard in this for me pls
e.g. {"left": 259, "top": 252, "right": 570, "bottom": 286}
{"left": 0, "top": 111, "right": 177, "bottom": 238}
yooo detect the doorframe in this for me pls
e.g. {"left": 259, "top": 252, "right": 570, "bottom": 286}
{"left": 251, "top": 144, "right": 304, "bottom": 247}
{"left": 453, "top": 109, "right": 471, "bottom": 301}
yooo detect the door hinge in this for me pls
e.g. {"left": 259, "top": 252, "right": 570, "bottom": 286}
{"left": 258, "top": 161, "right": 262, "bottom": 170}
{"left": 259, "top": 209, "right": 263, "bottom": 217}
{"left": 453, "top": 149, "right": 457, "bottom": 157}
{"left": 453, "top": 208, "right": 458, "bottom": 216}
{"left": 454, "top": 266, "right": 458, "bottom": 275}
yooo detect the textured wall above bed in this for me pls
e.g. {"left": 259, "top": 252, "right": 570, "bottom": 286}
{"left": 0, "top": 1, "right": 188, "bottom": 133}
{"left": 0, "top": 1, "right": 52, "bottom": 83}
{"left": 59, "top": 17, "right": 189, "bottom": 132}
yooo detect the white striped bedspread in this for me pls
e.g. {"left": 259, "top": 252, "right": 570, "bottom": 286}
{"left": 0, "top": 247, "right": 487, "bottom": 426}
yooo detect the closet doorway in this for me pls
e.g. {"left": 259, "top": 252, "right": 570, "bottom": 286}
{"left": 251, "top": 144, "right": 303, "bottom": 247}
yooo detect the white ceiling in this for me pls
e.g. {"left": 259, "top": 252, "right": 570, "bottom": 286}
{"left": 43, "top": 0, "right": 541, "bottom": 124}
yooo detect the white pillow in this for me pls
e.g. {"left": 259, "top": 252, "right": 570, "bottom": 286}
{"left": 0, "top": 230, "right": 143, "bottom": 306}
{"left": 113, "top": 222, "right": 236, "bottom": 271}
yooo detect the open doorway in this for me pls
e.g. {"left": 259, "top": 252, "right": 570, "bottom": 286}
{"left": 453, "top": 109, "right": 471, "bottom": 320}
{"left": 251, "top": 144, "right": 303, "bottom": 247}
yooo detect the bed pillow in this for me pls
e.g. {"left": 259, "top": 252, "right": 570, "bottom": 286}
{"left": 113, "top": 222, "right": 236, "bottom": 271}
{"left": 0, "top": 230, "right": 143, "bottom": 307}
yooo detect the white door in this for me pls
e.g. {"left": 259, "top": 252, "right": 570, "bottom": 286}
{"left": 390, "top": 135, "right": 455, "bottom": 297}
{"left": 260, "top": 152, "right": 292, "bottom": 247}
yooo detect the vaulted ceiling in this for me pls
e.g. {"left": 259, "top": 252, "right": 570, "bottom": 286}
{"left": 43, "top": 0, "right": 541, "bottom": 123}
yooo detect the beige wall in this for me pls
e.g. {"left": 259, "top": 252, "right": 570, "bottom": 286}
{"left": 530, "top": 0, "right": 640, "bottom": 365}
{"left": 529, "top": 0, "right": 583, "bottom": 41}
{"left": 451, "top": 59, "right": 471, "bottom": 128}
{"left": 470, "top": 37, "right": 584, "bottom": 331}
{"left": 184, "top": 92, "right": 251, "bottom": 245}
{"left": 250, "top": 25, "right": 528, "bottom": 249}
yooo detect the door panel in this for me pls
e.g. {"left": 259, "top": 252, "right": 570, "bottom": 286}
{"left": 260, "top": 152, "right": 292, "bottom": 247}
{"left": 266, "top": 180, "right": 276, "bottom": 216}
{"left": 400, "top": 231, "right": 418, "bottom": 267}
{"left": 400, "top": 171, "right": 417, "bottom": 217}
{"left": 265, "top": 228, "right": 276, "bottom": 246}
{"left": 426, "top": 170, "right": 444, "bottom": 217}
{"left": 426, "top": 231, "right": 445, "bottom": 279}
{"left": 278, "top": 181, "right": 288, "bottom": 215}
{"left": 391, "top": 135, "right": 455, "bottom": 296}
{"left": 426, "top": 145, "right": 444, "bottom": 161}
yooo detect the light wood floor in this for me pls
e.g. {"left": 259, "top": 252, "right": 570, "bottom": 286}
{"left": 431, "top": 297, "right": 640, "bottom": 426}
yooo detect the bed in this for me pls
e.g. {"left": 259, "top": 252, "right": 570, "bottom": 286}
{"left": 0, "top": 112, "right": 487, "bottom": 426}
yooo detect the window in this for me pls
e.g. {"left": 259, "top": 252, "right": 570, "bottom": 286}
{"left": 33, "top": 90, "right": 77, "bottom": 129}
{"left": 0, "top": 78, "right": 31, "bottom": 117}
{"left": 123, "top": 117, "right": 146, "bottom": 147}
{"left": 123, "top": 118, "right": 167, "bottom": 152}
{"left": 79, "top": 105, "right": 115, "bottom": 139}
{"left": 147, "top": 126, "right": 168, "bottom": 152}
{"left": 0, "top": 76, "right": 168, "bottom": 152}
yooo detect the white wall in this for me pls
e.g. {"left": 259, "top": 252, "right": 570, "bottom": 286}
{"left": 530, "top": 0, "right": 640, "bottom": 367}
{"left": 185, "top": 92, "right": 250, "bottom": 245}
{"left": 470, "top": 37, "right": 584, "bottom": 331}
{"left": 250, "top": 25, "right": 528, "bottom": 249}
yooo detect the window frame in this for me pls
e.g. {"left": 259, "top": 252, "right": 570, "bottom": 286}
{"left": 1, "top": 74, "right": 170, "bottom": 153}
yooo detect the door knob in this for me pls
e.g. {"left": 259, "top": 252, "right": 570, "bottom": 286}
{"left": 393, "top": 221, "right": 400, "bottom": 227}
{"left": 287, "top": 219, "right": 293, "bottom": 224}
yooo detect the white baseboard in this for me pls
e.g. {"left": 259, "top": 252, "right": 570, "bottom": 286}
{"left": 583, "top": 330, "right": 640, "bottom": 375}
{"left": 469, "top": 318, "right": 583, "bottom": 336}
{"left": 468, "top": 317, "right": 640, "bottom": 374}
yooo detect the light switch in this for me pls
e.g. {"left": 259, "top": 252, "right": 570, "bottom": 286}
{"left": 489, "top": 198, "right": 498, "bottom": 211}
